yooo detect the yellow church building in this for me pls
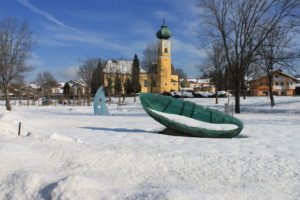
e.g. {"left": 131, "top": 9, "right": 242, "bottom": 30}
{"left": 103, "top": 21, "right": 179, "bottom": 94}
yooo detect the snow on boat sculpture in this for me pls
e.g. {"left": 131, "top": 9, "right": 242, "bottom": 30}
{"left": 140, "top": 93, "right": 243, "bottom": 138}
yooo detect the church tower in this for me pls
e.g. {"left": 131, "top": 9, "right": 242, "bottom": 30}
{"left": 156, "top": 19, "right": 172, "bottom": 93}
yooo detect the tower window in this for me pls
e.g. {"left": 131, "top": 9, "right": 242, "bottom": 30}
{"left": 164, "top": 48, "right": 168, "bottom": 53}
{"left": 144, "top": 80, "right": 148, "bottom": 87}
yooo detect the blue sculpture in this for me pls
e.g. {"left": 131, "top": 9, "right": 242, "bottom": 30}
{"left": 93, "top": 86, "right": 109, "bottom": 115}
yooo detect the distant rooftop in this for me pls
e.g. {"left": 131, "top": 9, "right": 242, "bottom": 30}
{"left": 104, "top": 59, "right": 146, "bottom": 74}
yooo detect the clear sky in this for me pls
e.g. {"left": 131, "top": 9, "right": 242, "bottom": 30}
{"left": 0, "top": 0, "right": 204, "bottom": 82}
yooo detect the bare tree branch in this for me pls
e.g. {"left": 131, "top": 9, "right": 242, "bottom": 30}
{"left": 0, "top": 17, "right": 35, "bottom": 110}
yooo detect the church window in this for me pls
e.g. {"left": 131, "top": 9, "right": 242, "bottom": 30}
{"left": 164, "top": 48, "right": 168, "bottom": 53}
{"left": 144, "top": 80, "right": 148, "bottom": 87}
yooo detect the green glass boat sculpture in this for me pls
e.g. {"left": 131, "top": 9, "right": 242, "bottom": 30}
{"left": 140, "top": 93, "right": 243, "bottom": 138}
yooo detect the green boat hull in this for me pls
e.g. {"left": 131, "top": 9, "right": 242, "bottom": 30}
{"left": 140, "top": 93, "right": 244, "bottom": 138}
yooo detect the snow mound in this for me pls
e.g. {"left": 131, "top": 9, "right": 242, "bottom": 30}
{"left": 0, "top": 172, "right": 43, "bottom": 200}
{"left": 45, "top": 175, "right": 101, "bottom": 200}
{"left": 0, "top": 120, "right": 15, "bottom": 135}
{"left": 0, "top": 111, "right": 31, "bottom": 136}
{"left": 150, "top": 109, "right": 238, "bottom": 130}
{"left": 49, "top": 133, "right": 75, "bottom": 142}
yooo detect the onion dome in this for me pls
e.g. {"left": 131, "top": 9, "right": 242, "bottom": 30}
{"left": 156, "top": 19, "right": 172, "bottom": 39}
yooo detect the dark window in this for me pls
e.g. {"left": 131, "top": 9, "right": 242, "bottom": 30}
{"left": 281, "top": 82, "right": 284, "bottom": 86}
{"left": 144, "top": 80, "right": 148, "bottom": 87}
{"left": 164, "top": 48, "right": 168, "bottom": 53}
{"left": 275, "top": 82, "right": 279, "bottom": 86}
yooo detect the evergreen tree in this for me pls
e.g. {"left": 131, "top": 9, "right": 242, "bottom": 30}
{"left": 91, "top": 59, "right": 105, "bottom": 96}
{"left": 131, "top": 54, "right": 141, "bottom": 102}
{"left": 124, "top": 78, "right": 133, "bottom": 94}
{"left": 63, "top": 82, "right": 71, "bottom": 104}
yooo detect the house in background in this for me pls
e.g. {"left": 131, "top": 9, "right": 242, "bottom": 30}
{"left": 51, "top": 83, "right": 65, "bottom": 95}
{"left": 64, "top": 79, "right": 87, "bottom": 96}
{"left": 249, "top": 70, "right": 297, "bottom": 96}
{"left": 180, "top": 78, "right": 215, "bottom": 93}
{"left": 295, "top": 75, "right": 300, "bottom": 95}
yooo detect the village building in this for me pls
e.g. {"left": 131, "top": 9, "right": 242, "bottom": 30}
{"left": 102, "top": 20, "right": 179, "bottom": 94}
{"left": 64, "top": 79, "right": 87, "bottom": 96}
{"left": 179, "top": 78, "right": 215, "bottom": 92}
{"left": 249, "top": 70, "right": 297, "bottom": 96}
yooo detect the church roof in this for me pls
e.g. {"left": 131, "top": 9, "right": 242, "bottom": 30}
{"left": 156, "top": 19, "right": 171, "bottom": 39}
{"left": 104, "top": 60, "right": 146, "bottom": 74}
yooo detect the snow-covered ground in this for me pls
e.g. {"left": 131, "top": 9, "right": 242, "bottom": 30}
{"left": 0, "top": 96, "right": 299, "bottom": 200}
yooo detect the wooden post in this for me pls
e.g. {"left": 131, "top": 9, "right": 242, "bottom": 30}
{"left": 18, "top": 122, "right": 21, "bottom": 136}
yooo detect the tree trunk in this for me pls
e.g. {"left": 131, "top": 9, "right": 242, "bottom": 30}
{"left": 235, "top": 78, "right": 241, "bottom": 113}
{"left": 267, "top": 71, "right": 275, "bottom": 107}
{"left": 242, "top": 79, "right": 246, "bottom": 100}
{"left": 4, "top": 87, "right": 12, "bottom": 111}
{"left": 122, "top": 92, "right": 126, "bottom": 104}
{"left": 134, "top": 90, "right": 136, "bottom": 103}
{"left": 118, "top": 91, "right": 121, "bottom": 104}
{"left": 215, "top": 70, "right": 219, "bottom": 104}
{"left": 87, "top": 91, "right": 91, "bottom": 106}
{"left": 108, "top": 90, "right": 111, "bottom": 106}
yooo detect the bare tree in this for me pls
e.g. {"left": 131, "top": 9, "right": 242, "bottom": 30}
{"left": 119, "top": 66, "right": 130, "bottom": 104}
{"left": 257, "top": 26, "right": 299, "bottom": 107}
{"left": 142, "top": 42, "right": 159, "bottom": 71}
{"left": 175, "top": 68, "right": 187, "bottom": 79}
{"left": 142, "top": 42, "right": 159, "bottom": 93}
{"left": 78, "top": 58, "right": 98, "bottom": 106}
{"left": 105, "top": 64, "right": 113, "bottom": 105}
{"left": 36, "top": 71, "right": 59, "bottom": 101}
{"left": 0, "top": 18, "right": 35, "bottom": 110}
{"left": 113, "top": 70, "right": 122, "bottom": 104}
{"left": 199, "top": 0, "right": 300, "bottom": 113}
{"left": 11, "top": 75, "right": 26, "bottom": 105}
{"left": 206, "top": 42, "right": 226, "bottom": 104}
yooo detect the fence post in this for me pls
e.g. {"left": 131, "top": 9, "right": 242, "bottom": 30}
{"left": 18, "top": 122, "right": 21, "bottom": 136}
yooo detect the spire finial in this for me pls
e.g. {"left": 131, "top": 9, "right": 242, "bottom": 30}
{"left": 163, "top": 18, "right": 166, "bottom": 26}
